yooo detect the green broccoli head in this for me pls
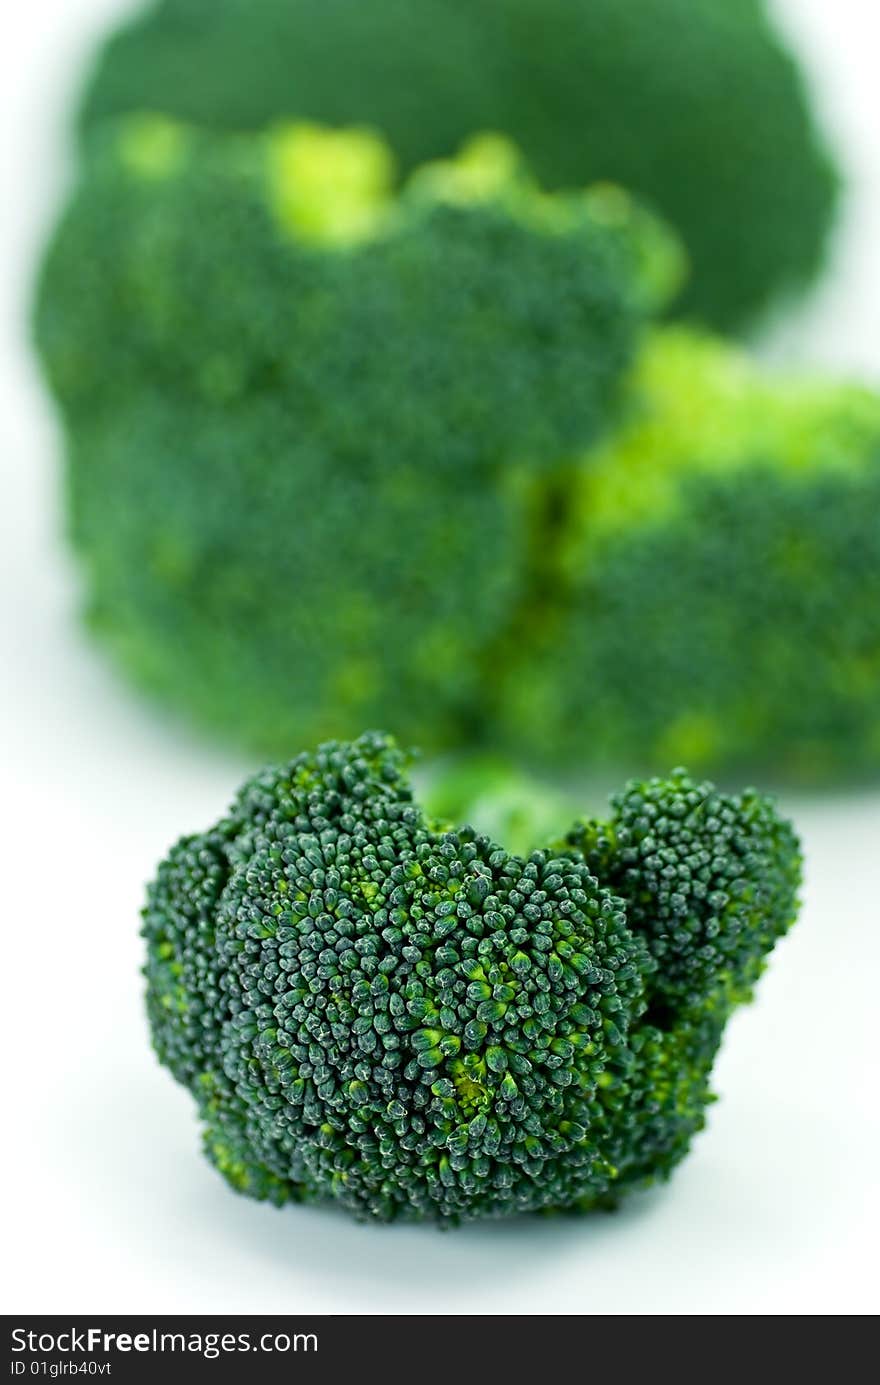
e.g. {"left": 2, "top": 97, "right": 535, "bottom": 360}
{"left": 562, "top": 770, "right": 802, "bottom": 1010}
{"left": 143, "top": 732, "right": 801, "bottom": 1221}
{"left": 41, "top": 121, "right": 657, "bottom": 455}
{"left": 497, "top": 330, "right": 880, "bottom": 781}
{"left": 34, "top": 100, "right": 872, "bottom": 783}
{"left": 36, "top": 119, "right": 667, "bottom": 753}
{"left": 77, "top": 0, "right": 838, "bottom": 331}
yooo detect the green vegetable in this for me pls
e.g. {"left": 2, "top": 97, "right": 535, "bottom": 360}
{"left": 496, "top": 330, "right": 880, "bottom": 781}
{"left": 34, "top": 112, "right": 878, "bottom": 778}
{"left": 77, "top": 0, "right": 838, "bottom": 330}
{"left": 36, "top": 119, "right": 665, "bottom": 755}
{"left": 143, "top": 731, "right": 801, "bottom": 1222}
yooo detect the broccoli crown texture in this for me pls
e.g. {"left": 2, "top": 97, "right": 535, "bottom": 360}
{"left": 77, "top": 0, "right": 838, "bottom": 330}
{"left": 36, "top": 119, "right": 667, "bottom": 754}
{"left": 143, "top": 732, "right": 801, "bottom": 1222}
{"left": 35, "top": 119, "right": 880, "bottom": 781}
{"left": 495, "top": 331, "right": 880, "bottom": 781}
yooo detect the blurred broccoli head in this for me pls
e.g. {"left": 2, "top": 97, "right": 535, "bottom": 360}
{"left": 143, "top": 733, "right": 801, "bottom": 1221}
{"left": 36, "top": 119, "right": 668, "bottom": 752}
{"left": 496, "top": 330, "right": 880, "bottom": 781}
{"left": 34, "top": 117, "right": 878, "bottom": 779}
{"left": 78, "top": 0, "right": 838, "bottom": 331}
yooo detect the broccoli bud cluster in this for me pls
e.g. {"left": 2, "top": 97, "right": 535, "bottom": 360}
{"left": 143, "top": 733, "right": 801, "bottom": 1222}
{"left": 78, "top": 0, "right": 838, "bottom": 330}
{"left": 497, "top": 331, "right": 880, "bottom": 780}
{"left": 37, "top": 118, "right": 879, "bottom": 781}
{"left": 36, "top": 120, "right": 663, "bottom": 756}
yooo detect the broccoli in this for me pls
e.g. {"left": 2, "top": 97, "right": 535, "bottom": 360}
{"left": 76, "top": 0, "right": 838, "bottom": 331}
{"left": 34, "top": 119, "right": 878, "bottom": 779}
{"left": 36, "top": 118, "right": 673, "bottom": 755}
{"left": 142, "top": 731, "right": 801, "bottom": 1222}
{"left": 495, "top": 330, "right": 880, "bottom": 781}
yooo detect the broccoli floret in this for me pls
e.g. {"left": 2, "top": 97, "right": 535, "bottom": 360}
{"left": 562, "top": 770, "right": 802, "bottom": 1009}
{"left": 76, "top": 0, "right": 838, "bottom": 330}
{"left": 36, "top": 119, "right": 664, "bottom": 754}
{"left": 496, "top": 330, "right": 880, "bottom": 781}
{"left": 35, "top": 122, "right": 878, "bottom": 779}
{"left": 142, "top": 732, "right": 801, "bottom": 1222}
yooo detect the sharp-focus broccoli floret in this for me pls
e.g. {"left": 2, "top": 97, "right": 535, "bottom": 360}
{"left": 563, "top": 771, "right": 802, "bottom": 1009}
{"left": 496, "top": 331, "right": 880, "bottom": 781}
{"left": 142, "top": 732, "right": 801, "bottom": 1222}
{"left": 36, "top": 119, "right": 666, "bottom": 753}
{"left": 76, "top": 0, "right": 838, "bottom": 330}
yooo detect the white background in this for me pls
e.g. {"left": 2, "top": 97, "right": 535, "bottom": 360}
{"left": 1, "top": 0, "right": 878, "bottom": 1315}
